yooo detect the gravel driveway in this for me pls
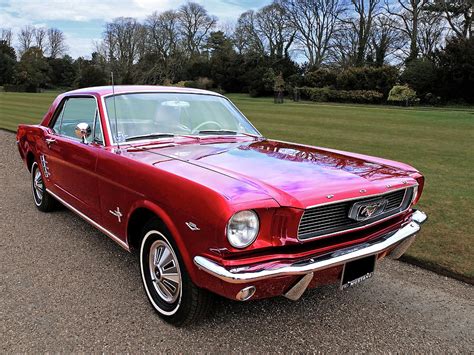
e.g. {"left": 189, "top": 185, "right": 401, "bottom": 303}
{"left": 1, "top": 129, "right": 472, "bottom": 352}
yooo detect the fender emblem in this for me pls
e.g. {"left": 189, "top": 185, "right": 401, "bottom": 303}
{"left": 109, "top": 207, "right": 122, "bottom": 223}
{"left": 40, "top": 154, "right": 50, "bottom": 178}
{"left": 185, "top": 222, "right": 200, "bottom": 231}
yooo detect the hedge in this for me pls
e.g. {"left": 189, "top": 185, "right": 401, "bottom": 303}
{"left": 299, "top": 87, "right": 384, "bottom": 104}
{"left": 304, "top": 66, "right": 399, "bottom": 97}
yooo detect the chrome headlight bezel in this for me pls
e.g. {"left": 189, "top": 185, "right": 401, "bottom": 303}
{"left": 226, "top": 210, "right": 260, "bottom": 249}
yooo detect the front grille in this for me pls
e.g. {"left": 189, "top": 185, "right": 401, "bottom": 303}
{"left": 298, "top": 188, "right": 413, "bottom": 240}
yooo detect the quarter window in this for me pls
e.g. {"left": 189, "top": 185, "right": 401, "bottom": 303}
{"left": 93, "top": 111, "right": 103, "bottom": 144}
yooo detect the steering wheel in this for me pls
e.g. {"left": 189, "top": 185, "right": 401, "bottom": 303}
{"left": 192, "top": 121, "right": 223, "bottom": 134}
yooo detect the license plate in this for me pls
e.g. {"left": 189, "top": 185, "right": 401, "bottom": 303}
{"left": 340, "top": 255, "right": 376, "bottom": 290}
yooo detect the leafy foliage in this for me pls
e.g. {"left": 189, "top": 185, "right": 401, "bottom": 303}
{"left": 300, "top": 87, "right": 384, "bottom": 103}
{"left": 435, "top": 37, "right": 474, "bottom": 103}
{"left": 0, "top": 40, "right": 16, "bottom": 84}
{"left": 400, "top": 59, "right": 437, "bottom": 101}
{"left": 387, "top": 85, "right": 418, "bottom": 105}
{"left": 13, "top": 47, "right": 51, "bottom": 91}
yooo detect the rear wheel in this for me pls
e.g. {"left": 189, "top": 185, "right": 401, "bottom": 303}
{"left": 31, "top": 162, "right": 56, "bottom": 212}
{"left": 139, "top": 218, "right": 214, "bottom": 326}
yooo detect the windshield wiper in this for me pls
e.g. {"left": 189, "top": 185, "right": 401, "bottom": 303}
{"left": 125, "top": 132, "right": 175, "bottom": 142}
{"left": 197, "top": 129, "right": 238, "bottom": 135}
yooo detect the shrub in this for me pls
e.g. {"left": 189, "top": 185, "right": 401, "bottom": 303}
{"left": 335, "top": 66, "right": 399, "bottom": 97}
{"left": 387, "top": 85, "right": 418, "bottom": 106}
{"left": 173, "top": 81, "right": 187, "bottom": 87}
{"left": 400, "top": 59, "right": 437, "bottom": 100}
{"left": 183, "top": 77, "right": 214, "bottom": 90}
{"left": 304, "top": 68, "right": 337, "bottom": 88}
{"left": 300, "top": 87, "right": 384, "bottom": 104}
{"left": 424, "top": 93, "right": 442, "bottom": 106}
{"left": 303, "top": 66, "right": 398, "bottom": 98}
{"left": 3, "top": 84, "right": 28, "bottom": 92}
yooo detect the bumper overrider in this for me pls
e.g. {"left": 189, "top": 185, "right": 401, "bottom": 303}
{"left": 194, "top": 210, "right": 427, "bottom": 300}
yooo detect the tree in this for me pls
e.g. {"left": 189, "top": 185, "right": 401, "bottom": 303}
{"left": 256, "top": 2, "right": 296, "bottom": 59}
{"left": 47, "top": 28, "right": 67, "bottom": 58}
{"left": 146, "top": 10, "right": 180, "bottom": 60}
{"left": 14, "top": 47, "right": 51, "bottom": 91}
{"left": 384, "top": 0, "right": 429, "bottom": 62}
{"left": 74, "top": 58, "right": 108, "bottom": 88}
{"left": 48, "top": 55, "right": 77, "bottom": 87}
{"left": 17, "top": 25, "right": 35, "bottom": 55}
{"left": 428, "top": 0, "right": 472, "bottom": 39}
{"left": 1, "top": 28, "right": 13, "bottom": 47}
{"left": 33, "top": 27, "right": 47, "bottom": 53}
{"left": 280, "top": 0, "right": 345, "bottom": 67}
{"left": 343, "top": 0, "right": 381, "bottom": 66}
{"left": 369, "top": 17, "right": 404, "bottom": 65}
{"left": 435, "top": 37, "right": 474, "bottom": 102}
{"left": 205, "top": 31, "right": 237, "bottom": 90}
{"left": 143, "top": 10, "right": 183, "bottom": 82}
{"left": 400, "top": 58, "right": 437, "bottom": 98}
{"left": 0, "top": 40, "right": 16, "bottom": 84}
{"left": 234, "top": 11, "right": 265, "bottom": 55}
{"left": 178, "top": 2, "right": 217, "bottom": 56}
{"left": 101, "top": 17, "right": 146, "bottom": 83}
{"left": 417, "top": 10, "right": 444, "bottom": 58}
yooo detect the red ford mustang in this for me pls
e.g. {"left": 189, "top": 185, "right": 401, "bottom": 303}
{"left": 17, "top": 86, "right": 427, "bottom": 326}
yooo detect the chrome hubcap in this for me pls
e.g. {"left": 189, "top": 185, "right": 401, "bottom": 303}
{"left": 33, "top": 168, "right": 44, "bottom": 203}
{"left": 148, "top": 239, "right": 181, "bottom": 303}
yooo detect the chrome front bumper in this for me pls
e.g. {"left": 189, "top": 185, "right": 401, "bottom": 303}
{"left": 194, "top": 210, "right": 427, "bottom": 284}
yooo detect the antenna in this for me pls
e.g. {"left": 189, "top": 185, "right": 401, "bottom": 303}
{"left": 111, "top": 72, "right": 120, "bottom": 152}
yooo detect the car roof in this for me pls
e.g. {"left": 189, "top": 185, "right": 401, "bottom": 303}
{"left": 65, "top": 85, "right": 224, "bottom": 97}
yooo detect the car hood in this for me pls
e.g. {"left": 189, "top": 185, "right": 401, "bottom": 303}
{"left": 136, "top": 139, "right": 417, "bottom": 208}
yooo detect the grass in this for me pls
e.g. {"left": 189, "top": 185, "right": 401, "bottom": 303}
{"left": 1, "top": 91, "right": 473, "bottom": 280}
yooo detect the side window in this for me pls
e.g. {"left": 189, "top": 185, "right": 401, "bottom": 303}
{"left": 54, "top": 97, "right": 97, "bottom": 140}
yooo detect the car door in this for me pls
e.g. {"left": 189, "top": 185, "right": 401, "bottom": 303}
{"left": 44, "top": 96, "right": 104, "bottom": 222}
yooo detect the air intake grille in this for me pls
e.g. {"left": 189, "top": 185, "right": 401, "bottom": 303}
{"left": 298, "top": 188, "right": 413, "bottom": 240}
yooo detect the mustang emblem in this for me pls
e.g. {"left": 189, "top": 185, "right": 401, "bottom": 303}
{"left": 360, "top": 204, "right": 379, "bottom": 218}
{"left": 348, "top": 199, "right": 388, "bottom": 222}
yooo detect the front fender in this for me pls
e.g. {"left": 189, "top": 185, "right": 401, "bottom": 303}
{"left": 125, "top": 199, "right": 210, "bottom": 284}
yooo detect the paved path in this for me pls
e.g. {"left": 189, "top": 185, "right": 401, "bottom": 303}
{"left": 1, "top": 130, "right": 472, "bottom": 352}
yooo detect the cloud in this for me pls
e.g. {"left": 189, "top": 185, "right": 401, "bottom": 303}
{"left": 0, "top": 0, "right": 271, "bottom": 57}
{"left": 0, "top": 0, "right": 175, "bottom": 23}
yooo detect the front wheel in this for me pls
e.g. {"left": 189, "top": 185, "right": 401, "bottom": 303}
{"left": 139, "top": 219, "right": 214, "bottom": 326}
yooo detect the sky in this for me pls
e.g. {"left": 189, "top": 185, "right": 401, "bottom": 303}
{"left": 0, "top": 0, "right": 271, "bottom": 58}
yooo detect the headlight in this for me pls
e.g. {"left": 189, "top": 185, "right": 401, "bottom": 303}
{"left": 227, "top": 210, "right": 259, "bottom": 248}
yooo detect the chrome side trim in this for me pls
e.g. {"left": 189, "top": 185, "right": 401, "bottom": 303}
{"left": 194, "top": 210, "right": 427, "bottom": 284}
{"left": 46, "top": 188, "right": 129, "bottom": 251}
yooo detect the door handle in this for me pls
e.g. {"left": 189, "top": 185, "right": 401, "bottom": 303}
{"left": 45, "top": 138, "right": 56, "bottom": 147}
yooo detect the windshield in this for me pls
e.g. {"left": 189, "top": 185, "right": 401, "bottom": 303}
{"left": 104, "top": 93, "right": 261, "bottom": 143}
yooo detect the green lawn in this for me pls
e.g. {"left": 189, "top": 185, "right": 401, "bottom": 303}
{"left": 1, "top": 91, "right": 473, "bottom": 280}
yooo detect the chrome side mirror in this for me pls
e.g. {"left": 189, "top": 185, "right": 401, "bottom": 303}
{"left": 75, "top": 122, "right": 92, "bottom": 143}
